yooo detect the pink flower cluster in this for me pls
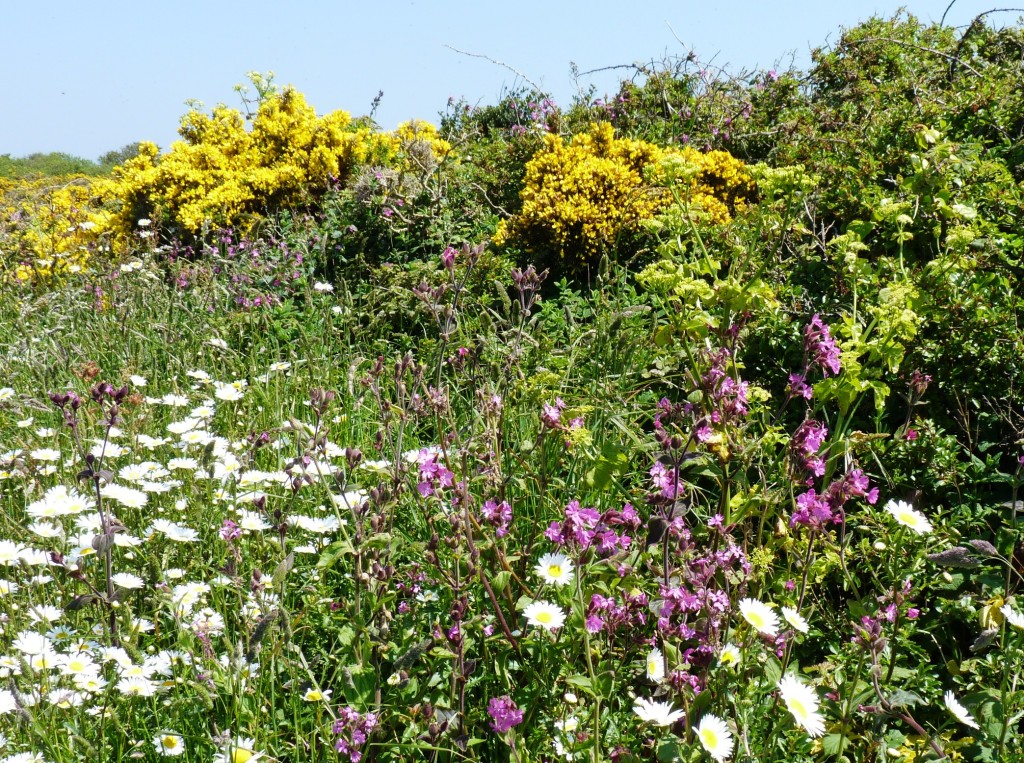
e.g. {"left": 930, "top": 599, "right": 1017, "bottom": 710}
{"left": 480, "top": 499, "right": 513, "bottom": 538}
{"left": 585, "top": 590, "right": 650, "bottom": 635}
{"left": 544, "top": 501, "right": 640, "bottom": 556}
{"left": 790, "top": 419, "right": 828, "bottom": 479}
{"left": 487, "top": 695, "right": 524, "bottom": 734}
{"left": 791, "top": 469, "right": 879, "bottom": 530}
{"left": 804, "top": 314, "right": 842, "bottom": 377}
{"left": 333, "top": 706, "right": 379, "bottom": 762}
{"left": 414, "top": 449, "right": 454, "bottom": 497}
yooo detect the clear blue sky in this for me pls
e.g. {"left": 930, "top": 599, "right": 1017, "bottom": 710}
{"left": 3, "top": 1, "right": 1018, "bottom": 159}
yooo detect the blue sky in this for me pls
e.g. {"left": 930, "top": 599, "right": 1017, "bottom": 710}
{"left": 3, "top": 1, "right": 1018, "bottom": 159}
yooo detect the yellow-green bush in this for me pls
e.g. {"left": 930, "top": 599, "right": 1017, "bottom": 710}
{"left": 492, "top": 122, "right": 753, "bottom": 264}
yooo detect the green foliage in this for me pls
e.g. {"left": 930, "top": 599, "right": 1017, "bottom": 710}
{"left": 0, "top": 151, "right": 109, "bottom": 178}
{"left": 3, "top": 11, "right": 1024, "bottom": 763}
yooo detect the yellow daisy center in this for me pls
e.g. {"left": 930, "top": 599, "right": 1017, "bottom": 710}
{"left": 231, "top": 749, "right": 254, "bottom": 763}
{"left": 897, "top": 510, "right": 919, "bottom": 526}
{"left": 536, "top": 611, "right": 553, "bottom": 624}
{"left": 162, "top": 737, "right": 179, "bottom": 750}
{"left": 747, "top": 612, "right": 765, "bottom": 628}
{"left": 788, "top": 698, "right": 807, "bottom": 720}
{"left": 700, "top": 728, "right": 719, "bottom": 748}
{"left": 548, "top": 564, "right": 562, "bottom": 577}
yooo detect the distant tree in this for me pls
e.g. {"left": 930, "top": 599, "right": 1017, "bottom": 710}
{"left": 0, "top": 152, "right": 106, "bottom": 178}
{"left": 98, "top": 142, "right": 144, "bottom": 168}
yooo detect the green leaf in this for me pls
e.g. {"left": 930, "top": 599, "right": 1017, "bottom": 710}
{"left": 490, "top": 571, "right": 511, "bottom": 594}
{"left": 317, "top": 538, "right": 355, "bottom": 569}
{"left": 821, "top": 732, "right": 851, "bottom": 756}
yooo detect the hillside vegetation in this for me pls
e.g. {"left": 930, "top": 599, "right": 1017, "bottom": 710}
{"left": 0, "top": 11, "right": 1022, "bottom": 763}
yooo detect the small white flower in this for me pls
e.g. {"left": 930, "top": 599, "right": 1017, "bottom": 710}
{"left": 944, "top": 690, "right": 979, "bottom": 729}
{"left": 884, "top": 499, "right": 933, "bottom": 534}
{"left": 782, "top": 607, "right": 810, "bottom": 634}
{"left": 130, "top": 375, "right": 148, "bottom": 387}
{"left": 778, "top": 674, "right": 825, "bottom": 738}
{"left": 633, "top": 697, "right": 684, "bottom": 726}
{"left": 153, "top": 732, "right": 185, "bottom": 757}
{"left": 739, "top": 598, "right": 779, "bottom": 637}
{"left": 302, "top": 687, "right": 332, "bottom": 702}
{"left": 111, "top": 573, "right": 145, "bottom": 590}
{"left": 534, "top": 552, "right": 574, "bottom": 587}
{"left": 313, "top": 281, "right": 334, "bottom": 293}
{"left": 645, "top": 647, "right": 665, "bottom": 682}
{"left": 696, "top": 713, "right": 734, "bottom": 762}
{"left": 1001, "top": 604, "right": 1024, "bottom": 630}
{"left": 719, "top": 643, "right": 741, "bottom": 667}
{"left": 523, "top": 600, "right": 566, "bottom": 631}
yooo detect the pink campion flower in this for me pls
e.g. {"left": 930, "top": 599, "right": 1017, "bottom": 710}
{"left": 790, "top": 489, "right": 835, "bottom": 529}
{"left": 480, "top": 499, "right": 513, "bottom": 537}
{"left": 440, "top": 246, "right": 456, "bottom": 271}
{"left": 219, "top": 519, "right": 242, "bottom": 541}
{"left": 788, "top": 372, "right": 813, "bottom": 400}
{"left": 791, "top": 420, "right": 828, "bottom": 478}
{"left": 805, "top": 314, "right": 842, "bottom": 377}
{"left": 541, "top": 398, "right": 566, "bottom": 428}
{"left": 904, "top": 428, "right": 918, "bottom": 441}
{"left": 333, "top": 707, "right": 379, "bottom": 762}
{"left": 544, "top": 521, "right": 566, "bottom": 545}
{"left": 487, "top": 696, "right": 524, "bottom": 734}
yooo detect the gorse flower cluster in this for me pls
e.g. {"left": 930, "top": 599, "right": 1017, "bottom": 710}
{"left": 492, "top": 121, "right": 752, "bottom": 264}
{"left": 492, "top": 122, "right": 665, "bottom": 261}
{"left": 0, "top": 176, "right": 119, "bottom": 282}
{"left": 118, "top": 90, "right": 450, "bottom": 235}
{"left": 1, "top": 81, "right": 452, "bottom": 283}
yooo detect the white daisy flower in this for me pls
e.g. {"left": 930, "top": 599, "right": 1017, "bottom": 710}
{"left": 778, "top": 674, "right": 825, "bottom": 737}
{"left": 633, "top": 697, "right": 684, "bottom": 726}
{"left": 153, "top": 732, "right": 186, "bottom": 757}
{"left": 739, "top": 598, "right": 779, "bottom": 637}
{"left": 782, "top": 606, "right": 810, "bottom": 634}
{"left": 534, "top": 552, "right": 574, "bottom": 587}
{"left": 523, "top": 600, "right": 567, "bottom": 631}
{"left": 1001, "top": 604, "right": 1024, "bottom": 630}
{"left": 944, "top": 690, "right": 979, "bottom": 729}
{"left": 884, "top": 499, "right": 933, "bottom": 534}
{"left": 696, "top": 713, "right": 734, "bottom": 762}
{"left": 645, "top": 647, "right": 665, "bottom": 682}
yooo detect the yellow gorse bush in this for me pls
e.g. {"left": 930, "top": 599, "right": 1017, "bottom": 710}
{"left": 0, "top": 175, "right": 121, "bottom": 282}
{"left": 118, "top": 89, "right": 451, "bottom": 234}
{"left": 492, "top": 122, "right": 753, "bottom": 263}
{"left": 1, "top": 85, "right": 452, "bottom": 282}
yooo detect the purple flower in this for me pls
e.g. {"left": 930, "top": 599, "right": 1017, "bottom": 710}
{"left": 805, "top": 315, "right": 842, "bottom": 377}
{"left": 787, "top": 372, "right": 813, "bottom": 400}
{"left": 480, "top": 499, "right": 513, "bottom": 537}
{"left": 790, "top": 419, "right": 828, "bottom": 478}
{"left": 541, "top": 397, "right": 566, "bottom": 428}
{"left": 487, "top": 696, "right": 524, "bottom": 734}
{"left": 333, "top": 706, "right": 379, "bottom": 761}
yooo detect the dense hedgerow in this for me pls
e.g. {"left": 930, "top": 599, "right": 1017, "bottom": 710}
{"left": 1, "top": 14, "right": 1024, "bottom": 762}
